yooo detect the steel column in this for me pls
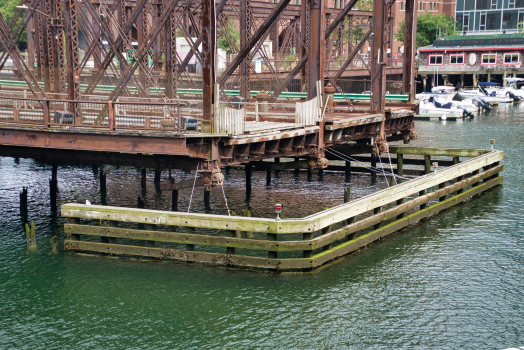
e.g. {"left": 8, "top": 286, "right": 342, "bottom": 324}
{"left": 402, "top": 0, "right": 416, "bottom": 101}
{"left": 201, "top": 0, "right": 216, "bottom": 131}
{"left": 308, "top": 0, "right": 326, "bottom": 98}
{"left": 370, "top": 0, "right": 386, "bottom": 112}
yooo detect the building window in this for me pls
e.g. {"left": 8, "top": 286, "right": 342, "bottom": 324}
{"left": 480, "top": 12, "right": 486, "bottom": 30}
{"left": 401, "top": 1, "right": 404, "bottom": 10}
{"left": 509, "top": 0, "right": 515, "bottom": 8}
{"left": 503, "top": 53, "right": 520, "bottom": 64}
{"left": 463, "top": 14, "right": 470, "bottom": 31}
{"left": 429, "top": 54, "right": 444, "bottom": 65}
{"left": 450, "top": 54, "right": 465, "bottom": 64}
{"left": 491, "top": 0, "right": 497, "bottom": 9}
{"left": 481, "top": 53, "right": 497, "bottom": 64}
{"left": 430, "top": 2, "right": 432, "bottom": 9}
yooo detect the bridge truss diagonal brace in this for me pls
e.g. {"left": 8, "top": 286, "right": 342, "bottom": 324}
{"left": 217, "top": 0, "right": 292, "bottom": 85}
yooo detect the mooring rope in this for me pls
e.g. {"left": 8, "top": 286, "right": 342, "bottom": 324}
{"left": 325, "top": 148, "right": 410, "bottom": 180}
{"left": 375, "top": 144, "right": 390, "bottom": 186}
{"left": 220, "top": 183, "right": 231, "bottom": 216}
{"left": 187, "top": 162, "right": 199, "bottom": 213}
{"left": 386, "top": 151, "right": 398, "bottom": 185}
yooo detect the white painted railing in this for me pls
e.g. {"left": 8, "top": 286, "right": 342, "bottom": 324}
{"left": 214, "top": 104, "right": 245, "bottom": 135}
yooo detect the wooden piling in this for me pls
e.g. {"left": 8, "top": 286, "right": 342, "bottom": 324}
{"left": 145, "top": 224, "right": 156, "bottom": 247}
{"left": 294, "top": 157, "right": 300, "bottom": 176}
{"left": 154, "top": 170, "right": 161, "bottom": 184}
{"left": 171, "top": 189, "right": 178, "bottom": 211}
{"left": 373, "top": 206, "right": 383, "bottom": 230}
{"left": 419, "top": 190, "right": 427, "bottom": 209}
{"left": 20, "top": 187, "right": 28, "bottom": 222}
{"left": 186, "top": 227, "right": 195, "bottom": 251}
{"left": 266, "top": 164, "right": 271, "bottom": 186}
{"left": 345, "top": 161, "right": 351, "bottom": 180}
{"left": 424, "top": 155, "right": 431, "bottom": 174}
{"left": 141, "top": 168, "right": 147, "bottom": 188}
{"left": 245, "top": 163, "right": 252, "bottom": 192}
{"left": 137, "top": 196, "right": 145, "bottom": 209}
{"left": 371, "top": 153, "right": 377, "bottom": 180}
{"left": 204, "top": 189, "right": 210, "bottom": 208}
{"left": 439, "top": 183, "right": 446, "bottom": 201}
{"left": 344, "top": 186, "right": 351, "bottom": 203}
{"left": 25, "top": 221, "right": 36, "bottom": 249}
{"left": 100, "top": 170, "right": 106, "bottom": 204}
{"left": 397, "top": 154, "right": 404, "bottom": 176}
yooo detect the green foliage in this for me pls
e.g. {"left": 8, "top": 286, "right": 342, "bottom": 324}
{"left": 395, "top": 12, "right": 456, "bottom": 48}
{"left": 518, "top": 21, "right": 524, "bottom": 34}
{"left": 217, "top": 17, "right": 239, "bottom": 54}
{"left": 344, "top": 0, "right": 372, "bottom": 45}
{"left": 0, "top": 0, "right": 27, "bottom": 50}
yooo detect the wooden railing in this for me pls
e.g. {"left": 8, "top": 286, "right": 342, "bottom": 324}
{"left": 62, "top": 147, "right": 504, "bottom": 272}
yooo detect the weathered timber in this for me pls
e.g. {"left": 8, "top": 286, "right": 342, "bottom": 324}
{"left": 61, "top": 151, "right": 504, "bottom": 234}
{"left": 64, "top": 177, "right": 503, "bottom": 271}
{"left": 63, "top": 164, "right": 504, "bottom": 252}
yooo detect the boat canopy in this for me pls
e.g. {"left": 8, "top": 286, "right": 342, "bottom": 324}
{"left": 478, "top": 82, "right": 500, "bottom": 86}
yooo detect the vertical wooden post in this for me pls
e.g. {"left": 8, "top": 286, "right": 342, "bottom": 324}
{"left": 145, "top": 224, "right": 156, "bottom": 247}
{"left": 204, "top": 189, "right": 211, "bottom": 209}
{"left": 266, "top": 163, "right": 271, "bottom": 186}
{"left": 472, "top": 169, "right": 480, "bottom": 187}
{"left": 26, "top": 221, "right": 36, "bottom": 248}
{"left": 424, "top": 155, "right": 431, "bottom": 175}
{"left": 66, "top": 217, "right": 80, "bottom": 241}
{"left": 20, "top": 187, "right": 28, "bottom": 222}
{"left": 344, "top": 186, "right": 351, "bottom": 203}
{"left": 419, "top": 190, "right": 427, "bottom": 209}
{"left": 50, "top": 163, "right": 58, "bottom": 210}
{"left": 141, "top": 168, "right": 147, "bottom": 189}
{"left": 227, "top": 229, "right": 236, "bottom": 255}
{"left": 154, "top": 170, "right": 161, "bottom": 184}
{"left": 186, "top": 227, "right": 195, "bottom": 251}
{"left": 397, "top": 154, "right": 403, "bottom": 176}
{"left": 396, "top": 198, "right": 405, "bottom": 220}
{"left": 373, "top": 206, "right": 383, "bottom": 230}
{"left": 294, "top": 157, "right": 300, "bottom": 176}
{"left": 107, "top": 221, "right": 118, "bottom": 244}
{"left": 438, "top": 182, "right": 446, "bottom": 202}
{"left": 245, "top": 162, "right": 252, "bottom": 192}
{"left": 303, "top": 230, "right": 313, "bottom": 258}
{"left": 268, "top": 233, "right": 277, "bottom": 259}
{"left": 371, "top": 153, "right": 377, "bottom": 180}
{"left": 171, "top": 189, "right": 178, "bottom": 211}
{"left": 100, "top": 169, "right": 106, "bottom": 205}
{"left": 490, "top": 162, "right": 499, "bottom": 180}
{"left": 345, "top": 160, "right": 351, "bottom": 181}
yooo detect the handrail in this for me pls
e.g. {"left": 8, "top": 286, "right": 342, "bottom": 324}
{"left": 61, "top": 149, "right": 503, "bottom": 234}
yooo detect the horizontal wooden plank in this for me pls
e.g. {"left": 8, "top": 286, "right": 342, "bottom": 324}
{"left": 61, "top": 149, "right": 503, "bottom": 234}
{"left": 64, "top": 240, "right": 311, "bottom": 270}
{"left": 310, "top": 176, "right": 503, "bottom": 268}
{"left": 388, "top": 146, "right": 489, "bottom": 157}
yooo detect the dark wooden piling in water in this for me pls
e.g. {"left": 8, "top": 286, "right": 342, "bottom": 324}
{"left": 397, "top": 154, "right": 404, "bottom": 176}
{"left": 245, "top": 163, "right": 252, "bottom": 192}
{"left": 100, "top": 170, "right": 107, "bottom": 205}
{"left": 50, "top": 164, "right": 58, "bottom": 211}
{"left": 371, "top": 153, "right": 377, "bottom": 180}
{"left": 20, "top": 187, "right": 28, "bottom": 222}
{"left": 171, "top": 189, "right": 178, "bottom": 211}
{"left": 345, "top": 161, "right": 351, "bottom": 181}
{"left": 154, "top": 170, "right": 161, "bottom": 185}
{"left": 141, "top": 168, "right": 147, "bottom": 189}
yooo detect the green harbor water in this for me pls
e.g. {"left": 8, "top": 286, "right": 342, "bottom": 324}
{"left": 0, "top": 104, "right": 523, "bottom": 349}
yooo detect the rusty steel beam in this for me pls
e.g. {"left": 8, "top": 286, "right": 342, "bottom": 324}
{"left": 308, "top": 0, "right": 326, "bottom": 98}
{"left": 332, "top": 28, "right": 371, "bottom": 82}
{"left": 370, "top": 0, "right": 387, "bottom": 112}
{"left": 0, "top": 0, "right": 41, "bottom": 71}
{"left": 268, "top": 54, "right": 307, "bottom": 102}
{"left": 177, "top": 0, "right": 228, "bottom": 76}
{"left": 240, "top": 0, "right": 250, "bottom": 99}
{"left": 402, "top": 0, "right": 416, "bottom": 101}
{"left": 217, "top": 0, "right": 292, "bottom": 85}
{"left": 84, "top": 0, "right": 148, "bottom": 95}
{"left": 324, "top": 0, "right": 358, "bottom": 39}
{"left": 201, "top": 0, "right": 216, "bottom": 132}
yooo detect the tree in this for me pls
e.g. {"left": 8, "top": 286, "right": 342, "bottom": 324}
{"left": 395, "top": 12, "right": 456, "bottom": 49}
{"left": 217, "top": 16, "right": 239, "bottom": 54}
{"left": 0, "top": 0, "right": 27, "bottom": 50}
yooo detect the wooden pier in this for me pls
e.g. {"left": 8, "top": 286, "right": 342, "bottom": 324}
{"left": 62, "top": 146, "right": 503, "bottom": 272}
